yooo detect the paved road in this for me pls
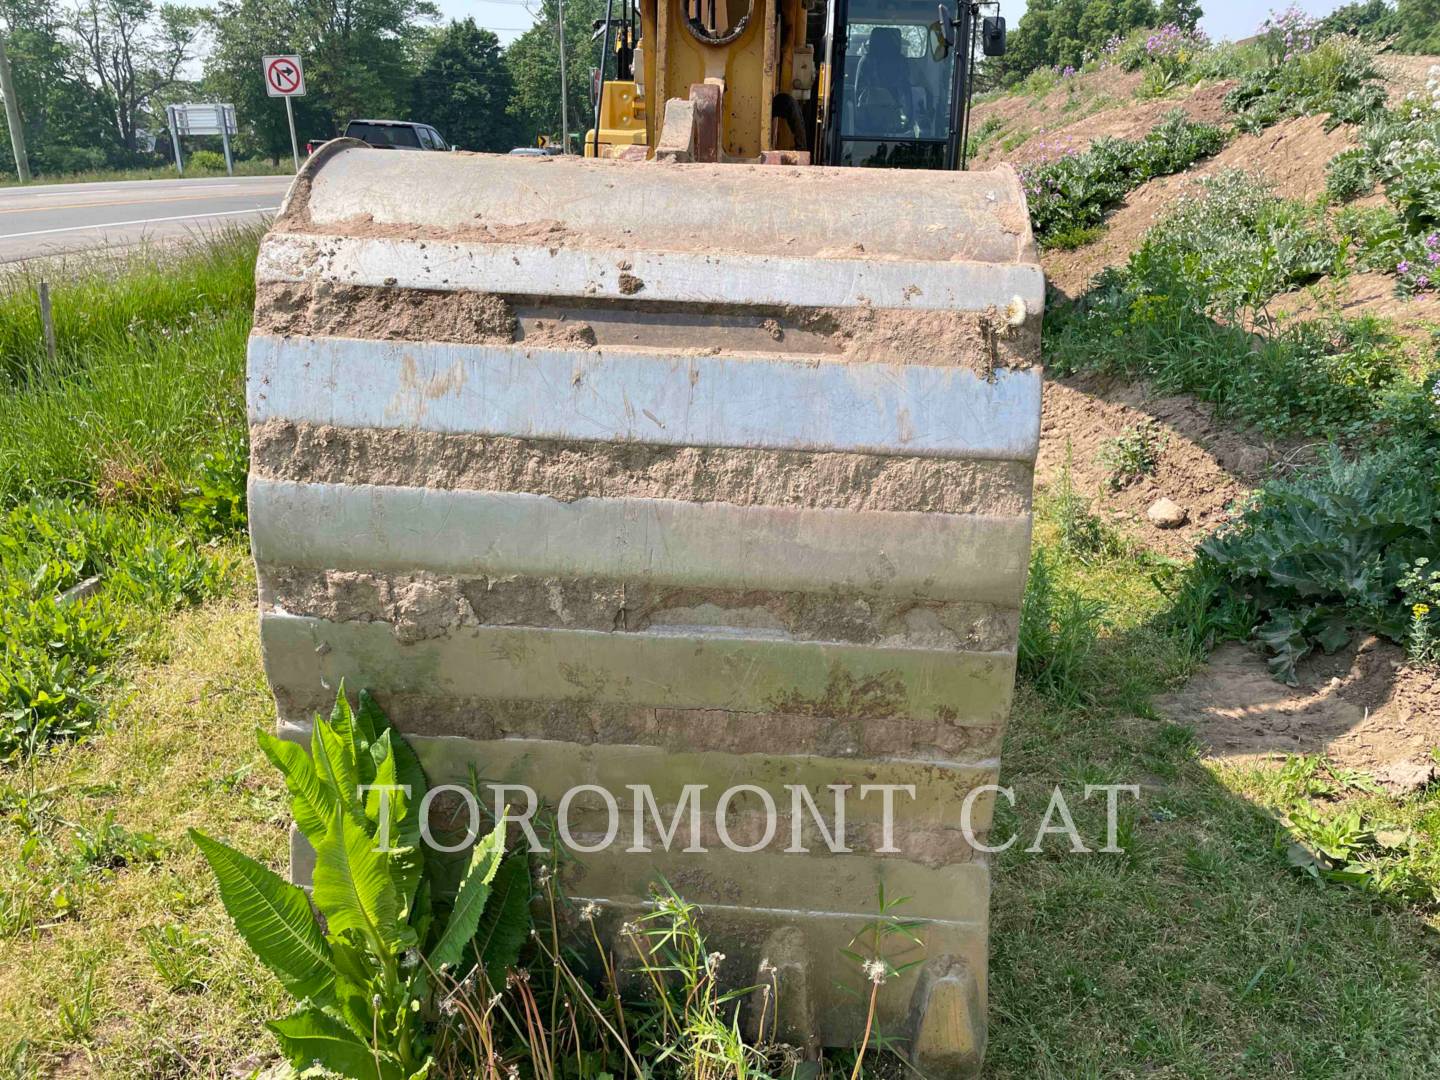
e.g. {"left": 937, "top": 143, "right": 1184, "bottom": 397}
{"left": 0, "top": 174, "right": 293, "bottom": 263}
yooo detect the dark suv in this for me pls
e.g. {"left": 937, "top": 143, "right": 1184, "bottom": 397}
{"left": 306, "top": 120, "right": 451, "bottom": 156}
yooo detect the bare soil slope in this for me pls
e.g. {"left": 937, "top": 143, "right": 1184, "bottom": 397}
{"left": 975, "top": 58, "right": 1440, "bottom": 767}
{"left": 1158, "top": 640, "right": 1440, "bottom": 782}
{"left": 1036, "top": 375, "right": 1271, "bottom": 558}
{"left": 1044, "top": 114, "right": 1357, "bottom": 297}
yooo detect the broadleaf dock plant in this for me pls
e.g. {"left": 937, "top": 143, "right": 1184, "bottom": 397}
{"left": 192, "top": 688, "right": 527, "bottom": 1079}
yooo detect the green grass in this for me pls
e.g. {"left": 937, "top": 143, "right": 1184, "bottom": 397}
{"left": 7, "top": 494, "right": 1436, "bottom": 1076}
{"left": 0, "top": 593, "right": 291, "bottom": 1075}
{"left": 0, "top": 233, "right": 254, "bottom": 760}
{"left": 988, "top": 495, "right": 1440, "bottom": 1077}
{"left": 0, "top": 229, "right": 256, "bottom": 504}
{"left": 0, "top": 159, "right": 293, "bottom": 188}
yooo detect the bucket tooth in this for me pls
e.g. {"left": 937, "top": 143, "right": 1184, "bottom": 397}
{"left": 910, "top": 956, "right": 986, "bottom": 1078}
{"left": 247, "top": 145, "right": 1043, "bottom": 1062}
{"left": 742, "top": 927, "right": 819, "bottom": 1056}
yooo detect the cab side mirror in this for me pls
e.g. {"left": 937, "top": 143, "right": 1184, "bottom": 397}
{"left": 982, "top": 15, "right": 1006, "bottom": 56}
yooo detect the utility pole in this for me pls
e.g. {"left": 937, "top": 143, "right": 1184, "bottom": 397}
{"left": 0, "top": 31, "right": 31, "bottom": 183}
{"left": 557, "top": 0, "right": 569, "bottom": 153}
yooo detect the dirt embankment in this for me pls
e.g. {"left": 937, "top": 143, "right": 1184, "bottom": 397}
{"left": 979, "top": 58, "right": 1439, "bottom": 776}
{"left": 968, "top": 70, "right": 1231, "bottom": 169}
{"left": 1036, "top": 374, "right": 1281, "bottom": 557}
{"left": 1042, "top": 113, "right": 1358, "bottom": 297}
{"left": 1159, "top": 639, "right": 1440, "bottom": 782}
{"left": 1267, "top": 271, "right": 1440, "bottom": 358}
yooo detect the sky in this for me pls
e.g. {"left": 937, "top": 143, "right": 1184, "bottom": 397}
{"left": 172, "top": 0, "right": 1361, "bottom": 77}
{"left": 431, "top": 0, "right": 1358, "bottom": 46}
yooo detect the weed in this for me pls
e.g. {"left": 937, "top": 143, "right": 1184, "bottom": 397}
{"left": 142, "top": 923, "right": 211, "bottom": 993}
{"left": 1139, "top": 63, "right": 1181, "bottom": 99}
{"left": 1267, "top": 752, "right": 1440, "bottom": 908}
{"left": 1020, "top": 66, "right": 1061, "bottom": 99}
{"left": 57, "top": 968, "right": 98, "bottom": 1043}
{"left": 194, "top": 688, "right": 532, "bottom": 1078}
{"left": 965, "top": 114, "right": 1004, "bottom": 159}
{"left": 0, "top": 500, "right": 233, "bottom": 758}
{"left": 1152, "top": 561, "right": 1260, "bottom": 661}
{"left": 1020, "top": 111, "right": 1225, "bottom": 245}
{"left": 1325, "top": 146, "right": 1374, "bottom": 202}
{"left": 181, "top": 430, "right": 250, "bottom": 538}
{"left": 72, "top": 812, "right": 162, "bottom": 871}
{"left": 1043, "top": 452, "right": 1126, "bottom": 561}
{"left": 1019, "top": 549, "right": 1104, "bottom": 709}
{"left": 841, "top": 885, "right": 924, "bottom": 1074}
{"left": 1044, "top": 170, "right": 1437, "bottom": 449}
{"left": 1398, "top": 557, "right": 1440, "bottom": 666}
{"left": 1099, "top": 424, "right": 1163, "bottom": 490}
{"left": 1140, "top": 171, "right": 1336, "bottom": 315}
{"left": 1198, "top": 447, "right": 1440, "bottom": 682}
{"left": 999, "top": 128, "right": 1032, "bottom": 152}
{"left": 1044, "top": 223, "right": 1104, "bottom": 250}
{"left": 0, "top": 1039, "right": 36, "bottom": 1079}
{"left": 1226, "top": 34, "right": 1387, "bottom": 131}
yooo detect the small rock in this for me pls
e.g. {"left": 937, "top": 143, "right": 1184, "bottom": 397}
{"left": 1227, "top": 445, "right": 1269, "bottom": 476}
{"left": 1376, "top": 760, "right": 1436, "bottom": 795}
{"left": 1146, "top": 497, "right": 1189, "bottom": 529}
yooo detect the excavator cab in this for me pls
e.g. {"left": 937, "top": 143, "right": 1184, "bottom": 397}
{"left": 828, "top": 0, "right": 972, "bottom": 168}
{"left": 586, "top": 0, "right": 1004, "bottom": 168}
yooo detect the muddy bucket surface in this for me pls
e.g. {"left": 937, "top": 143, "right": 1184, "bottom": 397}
{"left": 248, "top": 141, "right": 1043, "bottom": 1074}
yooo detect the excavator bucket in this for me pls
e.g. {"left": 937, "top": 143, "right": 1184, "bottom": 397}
{"left": 248, "top": 140, "right": 1042, "bottom": 1074}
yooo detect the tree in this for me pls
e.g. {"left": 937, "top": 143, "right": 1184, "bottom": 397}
{"left": 69, "top": 0, "right": 207, "bottom": 154}
{"left": 505, "top": 0, "right": 606, "bottom": 149}
{"left": 0, "top": 0, "right": 121, "bottom": 174}
{"left": 998, "top": 0, "right": 1159, "bottom": 82}
{"left": 1393, "top": 0, "right": 1440, "bottom": 53}
{"left": 204, "top": 0, "right": 438, "bottom": 160}
{"left": 412, "top": 19, "right": 518, "bottom": 151}
{"left": 1157, "top": 0, "right": 1202, "bottom": 30}
{"left": 1317, "top": 0, "right": 1398, "bottom": 41}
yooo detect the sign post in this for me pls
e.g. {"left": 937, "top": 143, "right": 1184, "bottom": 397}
{"left": 167, "top": 103, "right": 239, "bottom": 176}
{"left": 166, "top": 103, "right": 184, "bottom": 176}
{"left": 262, "top": 54, "right": 306, "bottom": 171}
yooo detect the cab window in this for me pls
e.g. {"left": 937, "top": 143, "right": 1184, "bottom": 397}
{"left": 839, "top": 0, "right": 955, "bottom": 141}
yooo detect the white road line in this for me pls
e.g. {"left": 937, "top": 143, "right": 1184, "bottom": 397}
{"left": 2, "top": 205, "right": 281, "bottom": 239}
{"left": 4, "top": 176, "right": 291, "bottom": 197}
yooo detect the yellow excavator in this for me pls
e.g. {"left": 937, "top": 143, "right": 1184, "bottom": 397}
{"left": 585, "top": 0, "right": 1007, "bottom": 168}
{"left": 248, "top": 2, "right": 1039, "bottom": 1073}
